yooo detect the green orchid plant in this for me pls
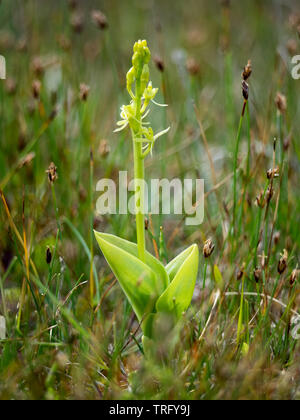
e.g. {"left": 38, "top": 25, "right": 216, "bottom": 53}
{"left": 94, "top": 40, "right": 199, "bottom": 352}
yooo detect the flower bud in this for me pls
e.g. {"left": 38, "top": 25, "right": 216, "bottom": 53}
{"left": 132, "top": 40, "right": 151, "bottom": 77}
{"left": 140, "top": 64, "right": 150, "bottom": 93}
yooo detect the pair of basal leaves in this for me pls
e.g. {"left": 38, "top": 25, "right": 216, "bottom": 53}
{"left": 95, "top": 232, "right": 199, "bottom": 344}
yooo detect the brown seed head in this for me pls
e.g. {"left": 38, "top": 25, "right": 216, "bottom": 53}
{"left": 274, "top": 231, "right": 281, "bottom": 246}
{"left": 79, "top": 83, "right": 90, "bottom": 101}
{"left": 242, "top": 60, "right": 252, "bottom": 81}
{"left": 242, "top": 80, "right": 249, "bottom": 101}
{"left": 32, "top": 80, "right": 42, "bottom": 99}
{"left": 144, "top": 218, "right": 149, "bottom": 231}
{"left": 237, "top": 263, "right": 246, "bottom": 281}
{"left": 46, "top": 162, "right": 58, "bottom": 184}
{"left": 283, "top": 134, "right": 291, "bottom": 151}
{"left": 153, "top": 55, "right": 165, "bottom": 72}
{"left": 259, "top": 252, "right": 268, "bottom": 270}
{"left": 266, "top": 185, "right": 274, "bottom": 204}
{"left": 203, "top": 239, "right": 215, "bottom": 258}
{"left": 275, "top": 92, "right": 287, "bottom": 114}
{"left": 186, "top": 58, "right": 200, "bottom": 76}
{"left": 31, "top": 56, "right": 45, "bottom": 77}
{"left": 286, "top": 39, "right": 298, "bottom": 56}
{"left": 68, "top": 0, "right": 77, "bottom": 10}
{"left": 253, "top": 267, "right": 262, "bottom": 283}
{"left": 57, "top": 34, "right": 71, "bottom": 51}
{"left": 278, "top": 249, "right": 288, "bottom": 275}
{"left": 267, "top": 166, "right": 280, "bottom": 180}
{"left": 288, "top": 13, "right": 300, "bottom": 29}
{"left": 16, "top": 37, "right": 27, "bottom": 53}
{"left": 290, "top": 268, "right": 299, "bottom": 286}
{"left": 70, "top": 12, "right": 84, "bottom": 34}
{"left": 99, "top": 139, "right": 110, "bottom": 158}
{"left": 255, "top": 191, "right": 265, "bottom": 208}
{"left": 91, "top": 10, "right": 108, "bottom": 30}
{"left": 5, "top": 77, "right": 17, "bottom": 95}
{"left": 46, "top": 247, "right": 52, "bottom": 265}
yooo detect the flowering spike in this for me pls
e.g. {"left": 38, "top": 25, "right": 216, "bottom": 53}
{"left": 115, "top": 40, "right": 169, "bottom": 156}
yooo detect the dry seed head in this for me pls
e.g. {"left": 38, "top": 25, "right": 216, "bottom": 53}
{"left": 242, "top": 80, "right": 249, "bottom": 101}
{"left": 99, "top": 139, "right": 110, "bottom": 158}
{"left": 283, "top": 134, "right": 291, "bottom": 151}
{"left": 267, "top": 166, "right": 280, "bottom": 180}
{"left": 144, "top": 218, "right": 149, "bottom": 231}
{"left": 274, "top": 231, "right": 281, "bottom": 246}
{"left": 153, "top": 55, "right": 165, "bottom": 72}
{"left": 186, "top": 58, "right": 200, "bottom": 76}
{"left": 237, "top": 263, "right": 246, "bottom": 281}
{"left": 32, "top": 80, "right": 41, "bottom": 99}
{"left": 290, "top": 268, "right": 299, "bottom": 286}
{"left": 46, "top": 247, "right": 52, "bottom": 265}
{"left": 79, "top": 83, "right": 90, "bottom": 101}
{"left": 70, "top": 12, "right": 84, "bottom": 34}
{"left": 275, "top": 92, "right": 287, "bottom": 114}
{"left": 91, "top": 10, "right": 108, "bottom": 30}
{"left": 203, "top": 239, "right": 215, "bottom": 258}
{"left": 259, "top": 252, "right": 268, "bottom": 270}
{"left": 255, "top": 191, "right": 265, "bottom": 208}
{"left": 46, "top": 162, "right": 58, "bottom": 184}
{"left": 68, "top": 0, "right": 77, "bottom": 10}
{"left": 253, "top": 267, "right": 262, "bottom": 283}
{"left": 266, "top": 185, "right": 274, "bottom": 204}
{"left": 16, "top": 37, "right": 27, "bottom": 53}
{"left": 57, "top": 34, "right": 71, "bottom": 51}
{"left": 49, "top": 107, "right": 58, "bottom": 122}
{"left": 221, "top": 0, "right": 231, "bottom": 8}
{"left": 31, "top": 57, "right": 44, "bottom": 77}
{"left": 286, "top": 39, "right": 298, "bottom": 56}
{"left": 0, "top": 30, "right": 15, "bottom": 50}
{"left": 288, "top": 13, "right": 300, "bottom": 28}
{"left": 242, "top": 60, "right": 252, "bottom": 81}
{"left": 278, "top": 249, "right": 288, "bottom": 275}
{"left": 5, "top": 77, "right": 17, "bottom": 95}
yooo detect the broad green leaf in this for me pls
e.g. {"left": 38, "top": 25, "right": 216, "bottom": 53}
{"left": 165, "top": 245, "right": 197, "bottom": 281}
{"left": 95, "top": 232, "right": 169, "bottom": 290}
{"left": 156, "top": 244, "right": 199, "bottom": 320}
{"left": 94, "top": 231, "right": 169, "bottom": 321}
{"left": 141, "top": 313, "right": 156, "bottom": 338}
